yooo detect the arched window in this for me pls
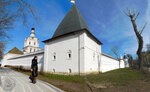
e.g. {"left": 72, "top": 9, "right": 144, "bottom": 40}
{"left": 52, "top": 52, "right": 56, "bottom": 60}
{"left": 53, "top": 69, "right": 55, "bottom": 73}
{"left": 30, "top": 48, "right": 32, "bottom": 53}
{"left": 67, "top": 50, "right": 72, "bottom": 59}
{"left": 34, "top": 42, "right": 36, "bottom": 45}
{"left": 29, "top": 42, "right": 31, "bottom": 45}
{"left": 68, "top": 69, "right": 72, "bottom": 73}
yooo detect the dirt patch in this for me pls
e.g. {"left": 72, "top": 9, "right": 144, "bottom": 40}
{"left": 93, "top": 79, "right": 150, "bottom": 92}
{"left": 45, "top": 80, "right": 90, "bottom": 92}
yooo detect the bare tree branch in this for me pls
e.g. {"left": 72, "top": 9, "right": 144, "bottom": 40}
{"left": 139, "top": 23, "right": 147, "bottom": 34}
{"left": 0, "top": 0, "right": 37, "bottom": 59}
{"left": 135, "top": 12, "right": 139, "bottom": 21}
{"left": 111, "top": 46, "right": 121, "bottom": 68}
{"left": 111, "top": 46, "right": 120, "bottom": 59}
{"left": 127, "top": 8, "right": 132, "bottom": 16}
{"left": 122, "top": 10, "right": 129, "bottom": 16}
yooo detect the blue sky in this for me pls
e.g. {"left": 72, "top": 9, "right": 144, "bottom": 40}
{"left": 4, "top": 0, "right": 150, "bottom": 58}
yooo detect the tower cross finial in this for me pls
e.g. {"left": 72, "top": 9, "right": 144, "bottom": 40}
{"left": 71, "top": 0, "right": 75, "bottom": 4}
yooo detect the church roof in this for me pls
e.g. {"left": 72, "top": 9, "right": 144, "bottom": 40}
{"left": 8, "top": 47, "right": 23, "bottom": 54}
{"left": 52, "top": 5, "right": 90, "bottom": 38}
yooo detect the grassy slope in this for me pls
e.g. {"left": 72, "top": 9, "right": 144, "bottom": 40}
{"left": 11, "top": 68, "right": 146, "bottom": 92}
{"left": 87, "top": 68, "right": 145, "bottom": 85}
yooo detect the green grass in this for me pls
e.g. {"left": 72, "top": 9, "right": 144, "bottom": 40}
{"left": 10, "top": 67, "right": 147, "bottom": 92}
{"left": 11, "top": 67, "right": 145, "bottom": 85}
{"left": 38, "top": 72, "right": 85, "bottom": 83}
{"left": 87, "top": 68, "right": 145, "bottom": 85}
{"left": 11, "top": 67, "right": 85, "bottom": 83}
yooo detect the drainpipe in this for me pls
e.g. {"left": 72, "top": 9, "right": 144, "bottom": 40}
{"left": 78, "top": 33, "right": 80, "bottom": 75}
{"left": 99, "top": 52, "right": 102, "bottom": 73}
{"left": 98, "top": 45, "right": 102, "bottom": 73}
{"left": 44, "top": 45, "right": 48, "bottom": 72}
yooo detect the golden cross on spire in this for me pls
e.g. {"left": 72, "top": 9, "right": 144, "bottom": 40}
{"left": 71, "top": 0, "right": 75, "bottom": 4}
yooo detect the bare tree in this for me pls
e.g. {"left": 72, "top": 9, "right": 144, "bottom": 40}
{"left": 123, "top": 9, "right": 147, "bottom": 70}
{"left": 0, "top": 0, "right": 36, "bottom": 59}
{"left": 111, "top": 46, "right": 120, "bottom": 59}
{"left": 111, "top": 46, "right": 121, "bottom": 68}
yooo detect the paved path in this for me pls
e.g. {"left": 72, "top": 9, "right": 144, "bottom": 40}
{"left": 0, "top": 67, "right": 64, "bottom": 92}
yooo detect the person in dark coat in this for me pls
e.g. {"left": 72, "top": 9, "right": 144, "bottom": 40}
{"left": 30, "top": 56, "right": 38, "bottom": 84}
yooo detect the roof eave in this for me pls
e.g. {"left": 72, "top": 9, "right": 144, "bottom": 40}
{"left": 84, "top": 29, "right": 103, "bottom": 45}
{"left": 42, "top": 29, "right": 103, "bottom": 45}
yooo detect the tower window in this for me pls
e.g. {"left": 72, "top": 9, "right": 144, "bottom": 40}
{"left": 34, "top": 42, "right": 35, "bottom": 45}
{"left": 29, "top": 42, "right": 31, "bottom": 45}
{"left": 67, "top": 50, "right": 72, "bottom": 59}
{"left": 53, "top": 69, "right": 55, "bottom": 73}
{"left": 69, "top": 53, "right": 71, "bottom": 58}
{"left": 68, "top": 69, "right": 72, "bottom": 73}
{"left": 52, "top": 52, "right": 56, "bottom": 60}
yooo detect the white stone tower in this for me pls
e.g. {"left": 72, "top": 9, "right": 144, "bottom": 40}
{"left": 123, "top": 53, "right": 129, "bottom": 67}
{"left": 22, "top": 28, "right": 41, "bottom": 54}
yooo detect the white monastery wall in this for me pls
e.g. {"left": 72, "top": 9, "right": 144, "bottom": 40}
{"left": 1, "top": 53, "right": 21, "bottom": 67}
{"left": 101, "top": 53, "right": 120, "bottom": 72}
{"left": 5, "top": 51, "right": 44, "bottom": 71}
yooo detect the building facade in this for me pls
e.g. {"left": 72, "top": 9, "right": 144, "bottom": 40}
{"left": 1, "top": 5, "right": 128, "bottom": 74}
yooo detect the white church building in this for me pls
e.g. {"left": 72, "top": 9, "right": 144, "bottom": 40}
{"left": 1, "top": 5, "right": 128, "bottom": 74}
{"left": 23, "top": 27, "right": 42, "bottom": 54}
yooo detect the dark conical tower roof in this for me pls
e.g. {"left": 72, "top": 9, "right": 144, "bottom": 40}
{"left": 43, "top": 5, "right": 102, "bottom": 45}
{"left": 52, "top": 5, "right": 90, "bottom": 38}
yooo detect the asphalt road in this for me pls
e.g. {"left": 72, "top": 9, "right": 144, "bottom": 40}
{"left": 0, "top": 67, "right": 64, "bottom": 92}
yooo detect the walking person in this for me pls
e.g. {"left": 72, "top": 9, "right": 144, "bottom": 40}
{"left": 30, "top": 56, "right": 38, "bottom": 84}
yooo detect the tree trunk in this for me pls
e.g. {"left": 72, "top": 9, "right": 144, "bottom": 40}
{"left": 130, "top": 15, "right": 143, "bottom": 70}
{"left": 130, "top": 16, "right": 143, "bottom": 69}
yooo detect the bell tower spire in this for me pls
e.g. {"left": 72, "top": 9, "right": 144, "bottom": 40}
{"left": 71, "top": 0, "right": 75, "bottom": 4}
{"left": 30, "top": 27, "right": 35, "bottom": 38}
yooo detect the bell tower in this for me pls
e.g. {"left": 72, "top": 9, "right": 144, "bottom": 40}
{"left": 23, "top": 27, "right": 41, "bottom": 54}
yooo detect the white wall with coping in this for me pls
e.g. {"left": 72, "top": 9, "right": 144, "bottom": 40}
{"left": 100, "top": 53, "right": 125, "bottom": 72}
{"left": 1, "top": 53, "right": 21, "bottom": 67}
{"left": 4, "top": 50, "right": 44, "bottom": 71}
